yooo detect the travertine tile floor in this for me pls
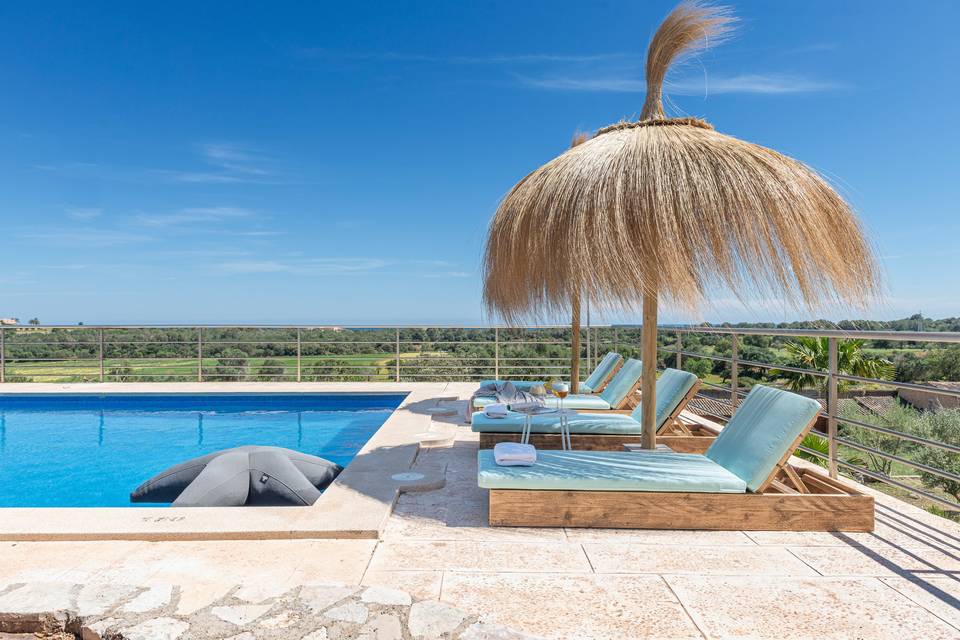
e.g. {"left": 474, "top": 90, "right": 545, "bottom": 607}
{"left": 1, "top": 387, "right": 959, "bottom": 639}
{"left": 367, "top": 395, "right": 960, "bottom": 639}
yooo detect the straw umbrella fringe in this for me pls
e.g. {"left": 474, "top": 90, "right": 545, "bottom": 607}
{"left": 483, "top": 1, "right": 880, "bottom": 449}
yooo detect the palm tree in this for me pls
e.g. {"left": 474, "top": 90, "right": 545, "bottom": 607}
{"left": 778, "top": 337, "right": 895, "bottom": 393}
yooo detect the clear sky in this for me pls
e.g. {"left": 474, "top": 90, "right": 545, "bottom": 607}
{"left": 1, "top": 0, "right": 957, "bottom": 325}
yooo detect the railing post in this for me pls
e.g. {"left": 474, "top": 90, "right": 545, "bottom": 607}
{"left": 99, "top": 329, "right": 105, "bottom": 383}
{"left": 0, "top": 326, "right": 5, "bottom": 384}
{"left": 585, "top": 324, "right": 591, "bottom": 371}
{"left": 395, "top": 328, "right": 401, "bottom": 382}
{"left": 675, "top": 331, "right": 682, "bottom": 369}
{"left": 296, "top": 328, "right": 302, "bottom": 383}
{"left": 827, "top": 337, "right": 839, "bottom": 478}
{"left": 197, "top": 328, "right": 203, "bottom": 382}
{"left": 614, "top": 327, "right": 618, "bottom": 354}
{"left": 494, "top": 327, "right": 500, "bottom": 380}
{"left": 730, "top": 333, "right": 739, "bottom": 406}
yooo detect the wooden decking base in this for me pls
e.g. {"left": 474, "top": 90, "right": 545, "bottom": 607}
{"left": 488, "top": 466, "right": 874, "bottom": 531}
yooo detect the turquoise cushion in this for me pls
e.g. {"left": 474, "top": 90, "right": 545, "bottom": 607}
{"left": 477, "top": 380, "right": 545, "bottom": 391}
{"left": 473, "top": 393, "right": 610, "bottom": 411}
{"left": 539, "top": 394, "right": 611, "bottom": 410}
{"left": 582, "top": 352, "right": 623, "bottom": 391}
{"left": 599, "top": 358, "right": 643, "bottom": 408}
{"left": 474, "top": 394, "right": 610, "bottom": 410}
{"left": 473, "top": 367, "right": 698, "bottom": 435}
{"left": 630, "top": 368, "right": 699, "bottom": 426}
{"left": 705, "top": 385, "right": 820, "bottom": 492}
{"left": 477, "top": 450, "right": 746, "bottom": 493}
{"left": 472, "top": 411, "right": 642, "bottom": 435}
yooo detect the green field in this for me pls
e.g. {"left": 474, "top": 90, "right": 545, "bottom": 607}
{"left": 5, "top": 354, "right": 406, "bottom": 382}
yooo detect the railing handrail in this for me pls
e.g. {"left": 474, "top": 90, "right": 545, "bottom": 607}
{"left": 7, "top": 323, "right": 960, "bottom": 343}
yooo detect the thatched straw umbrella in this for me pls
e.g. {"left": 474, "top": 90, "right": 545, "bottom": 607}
{"left": 483, "top": 1, "right": 879, "bottom": 449}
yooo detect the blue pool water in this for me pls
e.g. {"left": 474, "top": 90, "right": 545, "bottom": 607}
{"left": 0, "top": 393, "right": 406, "bottom": 507}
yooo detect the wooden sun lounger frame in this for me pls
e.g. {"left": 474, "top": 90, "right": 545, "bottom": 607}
{"left": 486, "top": 414, "right": 875, "bottom": 532}
{"left": 478, "top": 380, "right": 715, "bottom": 453}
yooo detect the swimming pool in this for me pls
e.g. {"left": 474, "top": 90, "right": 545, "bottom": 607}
{"left": 0, "top": 393, "right": 406, "bottom": 507}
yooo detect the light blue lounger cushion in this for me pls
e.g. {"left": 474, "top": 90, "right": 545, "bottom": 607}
{"left": 477, "top": 450, "right": 746, "bottom": 493}
{"left": 597, "top": 357, "right": 643, "bottom": 407}
{"left": 473, "top": 411, "right": 642, "bottom": 434}
{"left": 476, "top": 352, "right": 622, "bottom": 395}
{"left": 537, "top": 393, "right": 615, "bottom": 410}
{"left": 705, "top": 385, "right": 821, "bottom": 492}
{"left": 473, "top": 358, "right": 641, "bottom": 411}
{"left": 645, "top": 368, "right": 698, "bottom": 428}
{"left": 580, "top": 352, "right": 623, "bottom": 393}
{"left": 476, "top": 380, "right": 545, "bottom": 392}
{"left": 472, "top": 367, "right": 696, "bottom": 435}
{"left": 474, "top": 393, "right": 611, "bottom": 411}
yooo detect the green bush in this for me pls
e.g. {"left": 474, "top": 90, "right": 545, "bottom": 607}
{"left": 915, "top": 408, "right": 960, "bottom": 502}
{"left": 839, "top": 403, "right": 920, "bottom": 476}
{"left": 213, "top": 348, "right": 249, "bottom": 381}
{"left": 256, "top": 359, "right": 287, "bottom": 382}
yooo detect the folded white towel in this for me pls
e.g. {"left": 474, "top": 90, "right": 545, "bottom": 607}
{"left": 484, "top": 403, "right": 509, "bottom": 418}
{"left": 494, "top": 442, "right": 537, "bottom": 466}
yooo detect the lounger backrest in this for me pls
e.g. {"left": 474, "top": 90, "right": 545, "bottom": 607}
{"left": 629, "top": 368, "right": 698, "bottom": 430}
{"left": 581, "top": 352, "right": 623, "bottom": 392}
{"left": 599, "top": 358, "right": 643, "bottom": 407}
{"left": 705, "top": 385, "right": 820, "bottom": 492}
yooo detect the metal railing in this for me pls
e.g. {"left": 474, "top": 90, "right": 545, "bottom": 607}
{"left": 659, "top": 325, "right": 960, "bottom": 513}
{"left": 1, "top": 322, "right": 958, "bottom": 514}
{"left": 0, "top": 324, "right": 607, "bottom": 385}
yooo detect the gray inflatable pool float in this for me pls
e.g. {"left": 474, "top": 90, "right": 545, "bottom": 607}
{"left": 130, "top": 445, "right": 342, "bottom": 507}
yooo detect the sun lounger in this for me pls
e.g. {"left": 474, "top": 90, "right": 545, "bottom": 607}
{"left": 478, "top": 385, "right": 873, "bottom": 531}
{"left": 473, "top": 358, "right": 643, "bottom": 414}
{"left": 476, "top": 351, "right": 623, "bottom": 395}
{"left": 473, "top": 368, "right": 714, "bottom": 452}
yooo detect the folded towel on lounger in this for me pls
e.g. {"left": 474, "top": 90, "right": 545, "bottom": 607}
{"left": 493, "top": 442, "right": 537, "bottom": 466}
{"left": 484, "top": 403, "right": 509, "bottom": 418}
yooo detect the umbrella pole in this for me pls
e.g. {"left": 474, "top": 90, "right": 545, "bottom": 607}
{"left": 570, "top": 296, "right": 581, "bottom": 394}
{"left": 640, "top": 294, "right": 658, "bottom": 450}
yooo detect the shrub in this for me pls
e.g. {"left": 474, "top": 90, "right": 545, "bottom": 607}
{"left": 256, "top": 359, "right": 287, "bottom": 381}
{"left": 915, "top": 408, "right": 960, "bottom": 502}
{"left": 839, "top": 403, "right": 920, "bottom": 476}
{"left": 213, "top": 348, "right": 249, "bottom": 381}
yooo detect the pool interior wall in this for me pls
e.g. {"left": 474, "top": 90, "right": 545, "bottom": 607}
{"left": 0, "top": 393, "right": 407, "bottom": 508}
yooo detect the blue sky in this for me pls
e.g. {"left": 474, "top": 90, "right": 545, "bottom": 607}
{"left": 1, "top": 0, "right": 958, "bottom": 325}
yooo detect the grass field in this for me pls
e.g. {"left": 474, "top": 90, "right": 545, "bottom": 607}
{"left": 2, "top": 352, "right": 475, "bottom": 382}
{"left": 5, "top": 354, "right": 404, "bottom": 382}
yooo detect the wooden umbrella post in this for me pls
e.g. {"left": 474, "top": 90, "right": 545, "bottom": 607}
{"left": 570, "top": 296, "right": 581, "bottom": 394}
{"left": 640, "top": 294, "right": 658, "bottom": 450}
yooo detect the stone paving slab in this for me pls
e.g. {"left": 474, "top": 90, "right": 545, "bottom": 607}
{"left": 440, "top": 572, "right": 702, "bottom": 640}
{"left": 0, "top": 581, "right": 534, "bottom": 640}
{"left": 582, "top": 543, "right": 819, "bottom": 576}
{"left": 361, "top": 572, "right": 444, "bottom": 602}
{"left": 881, "top": 576, "right": 960, "bottom": 629}
{"left": 367, "top": 541, "right": 592, "bottom": 574}
{"left": 664, "top": 575, "right": 960, "bottom": 640}
{"left": 788, "top": 543, "right": 960, "bottom": 577}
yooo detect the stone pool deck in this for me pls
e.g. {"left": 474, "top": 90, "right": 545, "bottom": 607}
{"left": 0, "top": 382, "right": 959, "bottom": 639}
